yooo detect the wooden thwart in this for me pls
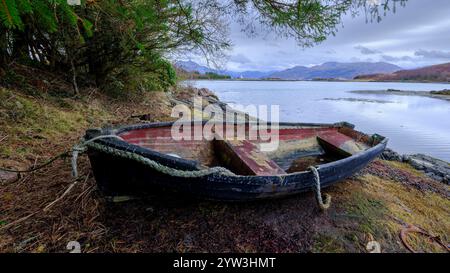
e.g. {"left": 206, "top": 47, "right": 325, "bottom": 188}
{"left": 214, "top": 139, "right": 286, "bottom": 176}
{"left": 317, "top": 131, "right": 369, "bottom": 156}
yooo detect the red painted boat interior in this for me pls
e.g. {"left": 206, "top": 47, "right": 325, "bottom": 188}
{"left": 118, "top": 125, "right": 373, "bottom": 175}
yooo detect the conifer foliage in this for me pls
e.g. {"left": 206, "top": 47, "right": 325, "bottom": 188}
{"left": 0, "top": 0, "right": 228, "bottom": 93}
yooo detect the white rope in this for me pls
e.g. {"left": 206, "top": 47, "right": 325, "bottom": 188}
{"left": 309, "top": 166, "right": 331, "bottom": 211}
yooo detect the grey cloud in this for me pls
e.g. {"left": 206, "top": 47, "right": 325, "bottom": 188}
{"left": 414, "top": 49, "right": 450, "bottom": 59}
{"left": 354, "top": 45, "right": 382, "bottom": 55}
{"left": 229, "top": 54, "right": 252, "bottom": 64}
{"left": 219, "top": 0, "right": 450, "bottom": 71}
{"left": 381, "top": 55, "right": 414, "bottom": 62}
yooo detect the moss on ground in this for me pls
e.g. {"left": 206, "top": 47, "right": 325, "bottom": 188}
{"left": 383, "top": 160, "right": 426, "bottom": 177}
{"left": 311, "top": 234, "right": 346, "bottom": 253}
{"left": 0, "top": 88, "right": 111, "bottom": 162}
{"left": 331, "top": 173, "right": 449, "bottom": 253}
{"left": 361, "top": 174, "right": 449, "bottom": 252}
{"left": 344, "top": 191, "right": 387, "bottom": 235}
{"left": 0, "top": 87, "right": 173, "bottom": 164}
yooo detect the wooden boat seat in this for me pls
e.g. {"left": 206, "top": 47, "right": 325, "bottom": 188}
{"left": 214, "top": 139, "right": 286, "bottom": 176}
{"left": 317, "top": 131, "right": 369, "bottom": 156}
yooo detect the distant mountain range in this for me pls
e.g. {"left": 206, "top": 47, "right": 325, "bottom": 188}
{"left": 175, "top": 60, "right": 275, "bottom": 79}
{"left": 175, "top": 60, "right": 402, "bottom": 80}
{"left": 224, "top": 70, "right": 277, "bottom": 79}
{"left": 354, "top": 62, "right": 450, "bottom": 82}
{"left": 268, "top": 62, "right": 402, "bottom": 80}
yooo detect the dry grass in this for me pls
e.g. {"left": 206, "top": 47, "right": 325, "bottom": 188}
{"left": 309, "top": 166, "right": 449, "bottom": 253}
{"left": 0, "top": 87, "right": 173, "bottom": 165}
{"left": 357, "top": 174, "right": 449, "bottom": 252}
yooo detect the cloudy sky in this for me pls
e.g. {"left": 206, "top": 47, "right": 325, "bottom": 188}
{"left": 192, "top": 0, "right": 450, "bottom": 72}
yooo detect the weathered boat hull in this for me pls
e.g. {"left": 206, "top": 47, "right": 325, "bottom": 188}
{"left": 86, "top": 122, "right": 388, "bottom": 201}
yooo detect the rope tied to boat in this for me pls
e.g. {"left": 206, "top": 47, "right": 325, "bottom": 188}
{"left": 71, "top": 135, "right": 237, "bottom": 179}
{"left": 309, "top": 166, "right": 331, "bottom": 211}
{"left": 71, "top": 135, "right": 125, "bottom": 178}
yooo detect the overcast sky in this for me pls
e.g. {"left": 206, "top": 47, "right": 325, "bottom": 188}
{"left": 190, "top": 0, "right": 450, "bottom": 72}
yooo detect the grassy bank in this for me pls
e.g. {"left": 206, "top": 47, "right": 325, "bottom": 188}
{"left": 0, "top": 75, "right": 449, "bottom": 253}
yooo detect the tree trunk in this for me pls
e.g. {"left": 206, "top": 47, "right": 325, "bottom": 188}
{"left": 0, "top": 29, "right": 8, "bottom": 66}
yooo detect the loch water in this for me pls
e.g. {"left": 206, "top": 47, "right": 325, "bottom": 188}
{"left": 190, "top": 80, "right": 450, "bottom": 161}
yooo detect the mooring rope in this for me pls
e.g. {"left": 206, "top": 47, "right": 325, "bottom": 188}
{"left": 308, "top": 166, "right": 331, "bottom": 211}
{"left": 0, "top": 152, "right": 69, "bottom": 174}
{"left": 0, "top": 135, "right": 122, "bottom": 178}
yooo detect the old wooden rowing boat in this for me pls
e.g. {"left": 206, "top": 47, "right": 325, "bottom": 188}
{"left": 84, "top": 121, "right": 387, "bottom": 201}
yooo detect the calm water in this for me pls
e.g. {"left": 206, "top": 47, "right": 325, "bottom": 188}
{"left": 190, "top": 80, "right": 450, "bottom": 161}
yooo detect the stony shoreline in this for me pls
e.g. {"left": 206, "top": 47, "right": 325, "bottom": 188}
{"left": 382, "top": 149, "right": 450, "bottom": 184}
{"left": 170, "top": 86, "right": 258, "bottom": 122}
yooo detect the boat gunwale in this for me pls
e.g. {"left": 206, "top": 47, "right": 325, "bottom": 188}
{"left": 85, "top": 121, "right": 388, "bottom": 181}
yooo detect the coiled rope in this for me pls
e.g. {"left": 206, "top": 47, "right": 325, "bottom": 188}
{"left": 308, "top": 166, "right": 331, "bottom": 211}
